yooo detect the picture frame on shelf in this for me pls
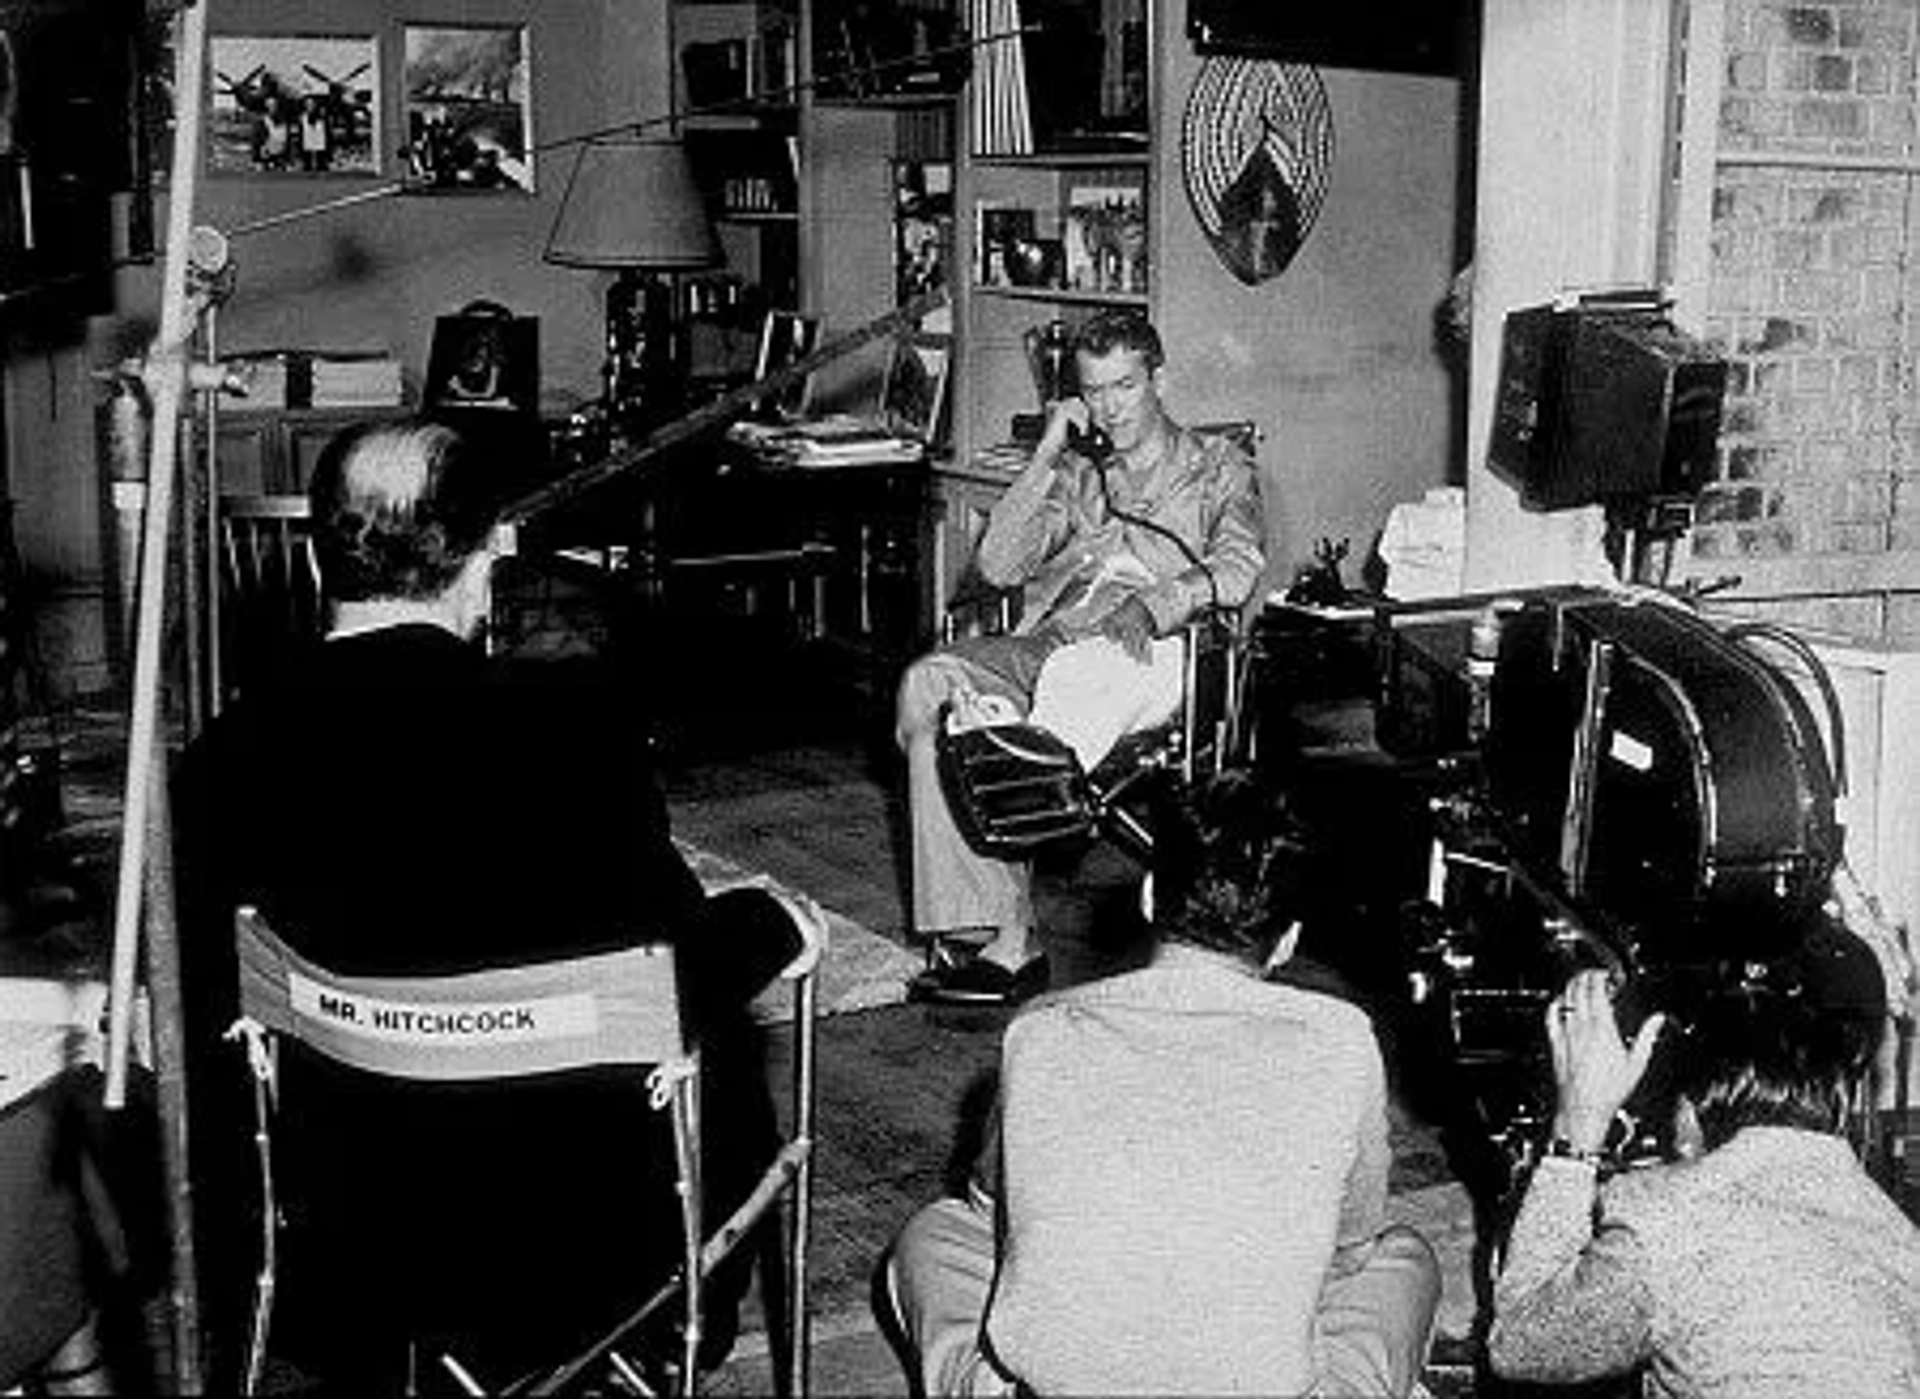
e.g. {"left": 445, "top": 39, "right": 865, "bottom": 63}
{"left": 1063, "top": 179, "right": 1147, "bottom": 295}
{"left": 882, "top": 334, "right": 951, "bottom": 446}
{"left": 208, "top": 33, "right": 380, "bottom": 177}
{"left": 754, "top": 309, "right": 823, "bottom": 419}
{"left": 400, "top": 23, "right": 534, "bottom": 193}
{"left": 975, "top": 200, "right": 1036, "bottom": 288}
{"left": 893, "top": 159, "right": 953, "bottom": 319}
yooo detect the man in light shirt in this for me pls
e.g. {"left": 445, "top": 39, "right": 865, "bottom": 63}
{"left": 886, "top": 773, "right": 1441, "bottom": 1395}
{"left": 897, "top": 309, "right": 1265, "bottom": 1005}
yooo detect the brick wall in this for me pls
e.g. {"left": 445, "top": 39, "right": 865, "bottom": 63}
{"left": 1695, "top": 0, "right": 1920, "bottom": 642}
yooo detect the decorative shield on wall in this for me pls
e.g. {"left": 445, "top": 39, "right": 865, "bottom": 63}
{"left": 1182, "top": 59, "right": 1333, "bottom": 286}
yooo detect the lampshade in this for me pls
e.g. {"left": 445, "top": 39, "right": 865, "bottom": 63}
{"left": 544, "top": 137, "right": 720, "bottom": 270}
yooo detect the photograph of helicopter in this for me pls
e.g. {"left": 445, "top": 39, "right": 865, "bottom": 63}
{"left": 209, "top": 33, "right": 379, "bottom": 177}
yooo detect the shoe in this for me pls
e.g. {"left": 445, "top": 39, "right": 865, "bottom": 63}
{"left": 908, "top": 953, "right": 1050, "bottom": 1007}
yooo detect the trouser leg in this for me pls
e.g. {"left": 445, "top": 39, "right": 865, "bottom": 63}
{"left": 885, "top": 1194, "right": 1015, "bottom": 1399}
{"left": 896, "top": 645, "right": 1046, "bottom": 952}
{"left": 1311, "top": 1225, "right": 1442, "bottom": 1398}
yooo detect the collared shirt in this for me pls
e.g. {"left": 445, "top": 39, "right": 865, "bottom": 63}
{"left": 1490, "top": 1125, "right": 1920, "bottom": 1397}
{"left": 975, "top": 426, "right": 1265, "bottom": 637}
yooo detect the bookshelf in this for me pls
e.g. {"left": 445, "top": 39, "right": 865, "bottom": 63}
{"left": 938, "top": 0, "right": 1156, "bottom": 609}
{"left": 670, "top": 0, "right": 804, "bottom": 396}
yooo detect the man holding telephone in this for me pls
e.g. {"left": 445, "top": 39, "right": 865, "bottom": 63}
{"left": 897, "top": 308, "right": 1266, "bottom": 1005}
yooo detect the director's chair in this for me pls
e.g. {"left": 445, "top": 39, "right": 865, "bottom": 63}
{"left": 228, "top": 899, "right": 824, "bottom": 1397}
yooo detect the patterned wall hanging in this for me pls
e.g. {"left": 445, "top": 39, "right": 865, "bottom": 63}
{"left": 1182, "top": 59, "right": 1333, "bottom": 286}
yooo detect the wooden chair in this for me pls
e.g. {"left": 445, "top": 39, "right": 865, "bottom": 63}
{"left": 215, "top": 495, "right": 323, "bottom": 708}
{"left": 229, "top": 897, "right": 825, "bottom": 1396}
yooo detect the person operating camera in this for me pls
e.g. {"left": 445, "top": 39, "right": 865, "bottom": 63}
{"left": 1488, "top": 957, "right": 1920, "bottom": 1396}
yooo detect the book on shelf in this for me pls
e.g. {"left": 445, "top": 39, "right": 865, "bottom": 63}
{"left": 682, "top": 127, "right": 798, "bottom": 217}
{"left": 969, "top": 0, "right": 1032, "bottom": 156}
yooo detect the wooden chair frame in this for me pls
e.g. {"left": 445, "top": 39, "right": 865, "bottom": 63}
{"left": 214, "top": 494, "right": 322, "bottom": 711}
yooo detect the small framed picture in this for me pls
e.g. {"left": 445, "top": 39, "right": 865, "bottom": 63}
{"left": 424, "top": 301, "right": 540, "bottom": 414}
{"left": 892, "top": 159, "right": 953, "bottom": 318}
{"left": 208, "top": 33, "right": 380, "bottom": 177}
{"left": 754, "top": 309, "right": 823, "bottom": 418}
{"left": 1064, "top": 179, "right": 1148, "bottom": 294}
{"left": 401, "top": 23, "right": 535, "bottom": 193}
{"left": 882, "top": 334, "right": 950, "bottom": 445}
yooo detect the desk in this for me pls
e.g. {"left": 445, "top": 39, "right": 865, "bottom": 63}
{"left": 516, "top": 432, "right": 935, "bottom": 718}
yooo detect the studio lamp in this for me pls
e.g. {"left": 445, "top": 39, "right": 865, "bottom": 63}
{"left": 545, "top": 136, "right": 720, "bottom": 434}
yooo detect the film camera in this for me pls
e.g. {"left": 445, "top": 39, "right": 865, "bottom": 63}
{"left": 1393, "top": 587, "right": 1866, "bottom": 1180}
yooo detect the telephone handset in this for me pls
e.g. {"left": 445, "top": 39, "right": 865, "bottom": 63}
{"left": 1066, "top": 421, "right": 1114, "bottom": 462}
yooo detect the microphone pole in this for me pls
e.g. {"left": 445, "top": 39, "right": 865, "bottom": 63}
{"left": 104, "top": 1, "right": 210, "bottom": 1387}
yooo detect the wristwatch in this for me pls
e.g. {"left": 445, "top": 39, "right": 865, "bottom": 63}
{"left": 1544, "top": 1137, "right": 1605, "bottom": 1167}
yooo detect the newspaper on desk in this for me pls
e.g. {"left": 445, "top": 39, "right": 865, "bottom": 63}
{"left": 0, "top": 978, "right": 150, "bottom": 1110}
{"left": 726, "top": 413, "right": 926, "bottom": 467}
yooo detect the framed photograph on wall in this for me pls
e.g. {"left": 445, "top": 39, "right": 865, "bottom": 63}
{"left": 400, "top": 23, "right": 534, "bottom": 193}
{"left": 208, "top": 33, "right": 380, "bottom": 176}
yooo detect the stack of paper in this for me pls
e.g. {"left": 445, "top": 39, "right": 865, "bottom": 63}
{"left": 311, "top": 354, "right": 405, "bottom": 409}
{"left": 727, "top": 415, "right": 925, "bottom": 467}
{"left": 0, "top": 978, "right": 107, "bottom": 1111}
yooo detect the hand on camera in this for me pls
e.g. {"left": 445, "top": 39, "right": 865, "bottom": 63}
{"left": 1546, "top": 970, "right": 1667, "bottom": 1155}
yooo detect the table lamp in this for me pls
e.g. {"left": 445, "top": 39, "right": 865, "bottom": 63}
{"left": 545, "top": 136, "right": 720, "bottom": 435}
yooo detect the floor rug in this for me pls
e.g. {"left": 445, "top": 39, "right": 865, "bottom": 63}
{"left": 676, "top": 839, "right": 922, "bottom": 1023}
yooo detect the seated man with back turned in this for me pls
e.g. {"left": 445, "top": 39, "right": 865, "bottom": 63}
{"left": 886, "top": 772, "right": 1442, "bottom": 1397}
{"left": 177, "top": 419, "right": 800, "bottom": 1385}
{"left": 1489, "top": 960, "right": 1920, "bottom": 1396}
{"left": 898, "top": 308, "right": 1266, "bottom": 1005}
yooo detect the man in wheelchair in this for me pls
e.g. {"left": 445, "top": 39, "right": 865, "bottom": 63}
{"left": 898, "top": 309, "right": 1265, "bottom": 1005}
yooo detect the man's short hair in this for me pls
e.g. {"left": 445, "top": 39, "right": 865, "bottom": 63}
{"left": 1675, "top": 934, "right": 1884, "bottom": 1150}
{"left": 309, "top": 420, "right": 494, "bottom": 603}
{"left": 1074, "top": 307, "right": 1164, "bottom": 372}
{"left": 1151, "top": 771, "right": 1317, "bottom": 964}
